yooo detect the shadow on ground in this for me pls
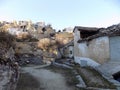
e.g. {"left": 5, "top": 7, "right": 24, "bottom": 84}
{"left": 16, "top": 72, "right": 44, "bottom": 90}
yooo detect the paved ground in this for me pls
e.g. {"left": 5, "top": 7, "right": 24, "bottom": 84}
{"left": 97, "top": 61, "right": 120, "bottom": 77}
{"left": 96, "top": 61, "right": 120, "bottom": 87}
{"left": 17, "top": 65, "right": 74, "bottom": 90}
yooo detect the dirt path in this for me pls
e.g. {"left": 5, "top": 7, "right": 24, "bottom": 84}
{"left": 17, "top": 65, "right": 74, "bottom": 90}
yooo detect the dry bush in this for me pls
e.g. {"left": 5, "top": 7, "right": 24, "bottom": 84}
{"left": 0, "top": 24, "right": 11, "bottom": 32}
{"left": 55, "top": 32, "right": 73, "bottom": 45}
{"left": 37, "top": 38, "right": 51, "bottom": 50}
{"left": 16, "top": 32, "right": 29, "bottom": 39}
{"left": 37, "top": 38, "right": 56, "bottom": 51}
{"left": 0, "top": 31, "right": 16, "bottom": 66}
{"left": 0, "top": 31, "right": 15, "bottom": 48}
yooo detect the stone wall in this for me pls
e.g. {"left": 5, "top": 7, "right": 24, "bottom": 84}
{"left": 88, "top": 36, "right": 110, "bottom": 63}
{"left": 74, "top": 36, "right": 110, "bottom": 64}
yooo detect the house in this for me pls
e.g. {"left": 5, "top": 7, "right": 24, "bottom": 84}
{"left": 18, "top": 21, "right": 28, "bottom": 26}
{"left": 8, "top": 28, "right": 19, "bottom": 35}
{"left": 63, "top": 27, "right": 73, "bottom": 33}
{"left": 35, "top": 22, "right": 45, "bottom": 28}
{"left": 73, "top": 24, "right": 120, "bottom": 67}
{"left": 60, "top": 40, "right": 74, "bottom": 59}
{"left": 8, "top": 27, "right": 29, "bottom": 39}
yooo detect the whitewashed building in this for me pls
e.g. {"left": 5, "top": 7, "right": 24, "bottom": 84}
{"left": 8, "top": 28, "right": 21, "bottom": 35}
{"left": 73, "top": 24, "right": 120, "bottom": 67}
{"left": 60, "top": 40, "right": 74, "bottom": 58}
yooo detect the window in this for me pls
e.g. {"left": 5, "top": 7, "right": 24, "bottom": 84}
{"left": 80, "top": 30, "right": 99, "bottom": 39}
{"left": 70, "top": 51, "right": 72, "bottom": 54}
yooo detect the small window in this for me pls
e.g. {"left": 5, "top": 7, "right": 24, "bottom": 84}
{"left": 70, "top": 51, "right": 72, "bottom": 54}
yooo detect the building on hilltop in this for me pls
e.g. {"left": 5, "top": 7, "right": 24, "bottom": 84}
{"left": 63, "top": 27, "right": 73, "bottom": 33}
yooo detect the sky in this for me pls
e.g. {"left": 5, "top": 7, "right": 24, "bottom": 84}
{"left": 0, "top": 0, "right": 120, "bottom": 30}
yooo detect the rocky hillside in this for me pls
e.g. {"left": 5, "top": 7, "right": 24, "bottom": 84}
{"left": 0, "top": 32, "right": 19, "bottom": 90}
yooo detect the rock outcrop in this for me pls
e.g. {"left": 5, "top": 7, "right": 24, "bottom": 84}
{"left": 0, "top": 32, "right": 19, "bottom": 90}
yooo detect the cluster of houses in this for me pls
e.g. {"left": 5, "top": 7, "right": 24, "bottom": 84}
{"left": 1, "top": 21, "right": 120, "bottom": 67}
{"left": 0, "top": 21, "right": 73, "bottom": 39}
{"left": 0, "top": 21, "right": 55, "bottom": 39}
{"left": 62, "top": 23, "right": 120, "bottom": 68}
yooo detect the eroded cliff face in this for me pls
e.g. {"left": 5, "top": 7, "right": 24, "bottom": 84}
{"left": 0, "top": 32, "right": 19, "bottom": 90}
{"left": 0, "top": 48, "right": 19, "bottom": 90}
{"left": 0, "top": 65, "right": 18, "bottom": 90}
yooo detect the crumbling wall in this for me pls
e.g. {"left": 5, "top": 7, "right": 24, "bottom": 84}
{"left": 88, "top": 36, "right": 109, "bottom": 63}
{"left": 76, "top": 36, "right": 110, "bottom": 64}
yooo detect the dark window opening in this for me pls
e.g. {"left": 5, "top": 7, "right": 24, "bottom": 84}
{"left": 70, "top": 51, "right": 72, "bottom": 54}
{"left": 23, "top": 26, "right": 26, "bottom": 29}
{"left": 20, "top": 26, "right": 23, "bottom": 29}
{"left": 113, "top": 71, "right": 120, "bottom": 82}
{"left": 50, "top": 33, "right": 55, "bottom": 37}
{"left": 80, "top": 30, "right": 99, "bottom": 39}
{"left": 20, "top": 25, "right": 26, "bottom": 29}
{"left": 42, "top": 27, "right": 46, "bottom": 32}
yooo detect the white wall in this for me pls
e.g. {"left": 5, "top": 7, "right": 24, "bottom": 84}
{"left": 74, "top": 29, "right": 81, "bottom": 57}
{"left": 110, "top": 36, "right": 120, "bottom": 61}
{"left": 78, "top": 42, "right": 89, "bottom": 57}
{"left": 88, "top": 36, "right": 110, "bottom": 63}
{"left": 74, "top": 33, "right": 110, "bottom": 64}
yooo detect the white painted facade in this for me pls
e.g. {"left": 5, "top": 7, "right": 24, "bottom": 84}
{"left": 74, "top": 29, "right": 110, "bottom": 67}
{"left": 74, "top": 28, "right": 81, "bottom": 57}
{"left": 88, "top": 36, "right": 110, "bottom": 63}
{"left": 8, "top": 28, "right": 29, "bottom": 38}
{"left": 8, "top": 28, "right": 20, "bottom": 35}
{"left": 110, "top": 36, "right": 120, "bottom": 61}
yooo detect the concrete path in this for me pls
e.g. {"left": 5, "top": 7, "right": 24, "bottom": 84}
{"left": 96, "top": 61, "right": 120, "bottom": 86}
{"left": 97, "top": 61, "right": 120, "bottom": 77}
{"left": 22, "top": 65, "right": 73, "bottom": 90}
